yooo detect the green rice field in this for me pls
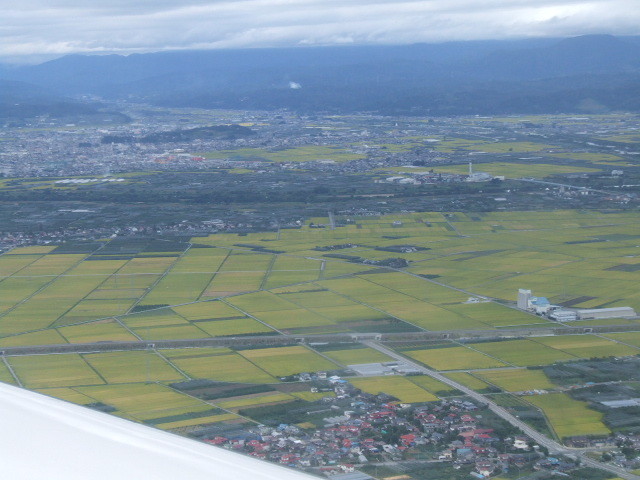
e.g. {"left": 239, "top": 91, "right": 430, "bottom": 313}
{"left": 475, "top": 369, "right": 555, "bottom": 392}
{"left": 0, "top": 208, "right": 639, "bottom": 441}
{"left": 349, "top": 376, "right": 439, "bottom": 403}
{"left": 525, "top": 393, "right": 610, "bottom": 439}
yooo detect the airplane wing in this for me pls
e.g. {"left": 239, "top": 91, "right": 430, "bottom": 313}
{"left": 0, "top": 382, "right": 318, "bottom": 480}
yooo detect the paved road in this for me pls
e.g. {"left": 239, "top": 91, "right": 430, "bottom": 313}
{"left": 363, "top": 340, "right": 640, "bottom": 480}
{"left": 2, "top": 324, "right": 640, "bottom": 357}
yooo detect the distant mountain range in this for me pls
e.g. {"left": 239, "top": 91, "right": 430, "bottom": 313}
{"left": 0, "top": 79, "right": 130, "bottom": 123}
{"left": 2, "top": 34, "right": 640, "bottom": 117}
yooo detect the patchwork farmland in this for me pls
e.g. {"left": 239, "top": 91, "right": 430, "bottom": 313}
{"left": 0, "top": 209, "right": 639, "bottom": 447}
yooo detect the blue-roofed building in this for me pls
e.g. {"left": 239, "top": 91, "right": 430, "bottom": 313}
{"left": 528, "top": 295, "right": 552, "bottom": 314}
{"left": 531, "top": 297, "right": 550, "bottom": 306}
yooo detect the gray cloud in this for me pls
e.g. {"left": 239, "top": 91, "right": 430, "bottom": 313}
{"left": 2, "top": 0, "right": 640, "bottom": 62}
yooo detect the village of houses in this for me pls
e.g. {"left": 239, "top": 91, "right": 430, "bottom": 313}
{"left": 195, "top": 376, "right": 575, "bottom": 480}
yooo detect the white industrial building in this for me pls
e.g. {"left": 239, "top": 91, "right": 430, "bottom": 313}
{"left": 549, "top": 309, "right": 579, "bottom": 322}
{"left": 517, "top": 289, "right": 552, "bottom": 314}
{"left": 517, "top": 289, "right": 532, "bottom": 309}
{"left": 517, "top": 289, "right": 636, "bottom": 321}
{"left": 466, "top": 161, "right": 493, "bottom": 183}
{"left": 577, "top": 307, "right": 637, "bottom": 320}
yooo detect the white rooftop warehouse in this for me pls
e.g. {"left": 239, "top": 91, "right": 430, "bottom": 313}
{"left": 577, "top": 307, "right": 637, "bottom": 320}
{"left": 0, "top": 383, "right": 318, "bottom": 480}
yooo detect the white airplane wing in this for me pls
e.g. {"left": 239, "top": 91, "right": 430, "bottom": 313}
{"left": 0, "top": 382, "right": 318, "bottom": 480}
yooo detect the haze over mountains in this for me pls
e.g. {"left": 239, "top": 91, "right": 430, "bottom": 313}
{"left": 2, "top": 34, "right": 640, "bottom": 119}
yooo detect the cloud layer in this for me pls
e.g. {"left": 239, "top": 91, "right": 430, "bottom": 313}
{"left": 2, "top": 0, "right": 640, "bottom": 61}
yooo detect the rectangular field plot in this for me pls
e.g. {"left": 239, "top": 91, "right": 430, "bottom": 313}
{"left": 0, "top": 254, "right": 43, "bottom": 277}
{"left": 310, "top": 305, "right": 389, "bottom": 323}
{"left": 217, "top": 393, "right": 295, "bottom": 409}
{"left": 273, "top": 289, "right": 356, "bottom": 308}
{"left": 196, "top": 317, "right": 275, "bottom": 336}
{"left": 16, "top": 254, "right": 85, "bottom": 276}
{"left": 350, "top": 376, "right": 438, "bottom": 403}
{"left": 133, "top": 324, "right": 210, "bottom": 340}
{"left": 0, "top": 329, "right": 67, "bottom": 347}
{"left": 6, "top": 246, "right": 56, "bottom": 255}
{"left": 202, "top": 271, "right": 265, "bottom": 297}
{"left": 86, "top": 288, "right": 147, "bottom": 300}
{"left": 159, "top": 347, "right": 232, "bottom": 359}
{"left": 249, "top": 308, "right": 336, "bottom": 330}
{"left": 359, "top": 272, "right": 467, "bottom": 303}
{"left": 170, "top": 352, "right": 275, "bottom": 383}
{"left": 120, "top": 308, "right": 191, "bottom": 328}
{"left": 67, "top": 259, "right": 128, "bottom": 276}
{"left": 0, "top": 269, "right": 117, "bottom": 332}
{"left": 318, "top": 277, "right": 488, "bottom": 330}
{"left": 37, "top": 387, "right": 96, "bottom": 405}
{"left": 0, "top": 276, "right": 52, "bottom": 314}
{"left": 603, "top": 332, "right": 640, "bottom": 347}
{"left": 444, "top": 372, "right": 493, "bottom": 391}
{"left": 56, "top": 298, "right": 137, "bottom": 324}
{"left": 226, "top": 291, "right": 299, "bottom": 312}
{"left": 75, "top": 383, "right": 211, "bottom": 422}
{"left": 58, "top": 321, "right": 138, "bottom": 344}
{"left": 8, "top": 354, "right": 104, "bottom": 388}
{"left": 264, "top": 255, "right": 322, "bottom": 288}
{"left": 476, "top": 369, "right": 555, "bottom": 392}
{"left": 83, "top": 351, "right": 183, "bottom": 383}
{"left": 172, "top": 301, "right": 244, "bottom": 320}
{"left": 408, "top": 375, "right": 459, "bottom": 396}
{"left": 374, "top": 301, "right": 491, "bottom": 330}
{"left": 319, "top": 277, "right": 412, "bottom": 303}
{"left": 405, "top": 346, "right": 507, "bottom": 370}
{"left": 319, "top": 346, "right": 393, "bottom": 365}
{"left": 262, "top": 270, "right": 320, "bottom": 289}
{"left": 238, "top": 345, "right": 338, "bottom": 376}
{"left": 525, "top": 393, "right": 610, "bottom": 439}
{"left": 321, "top": 261, "right": 371, "bottom": 278}
{"left": 139, "top": 272, "right": 214, "bottom": 306}
{"left": 270, "top": 256, "right": 322, "bottom": 272}
{"left": 116, "top": 256, "right": 176, "bottom": 274}
{"left": 469, "top": 339, "right": 578, "bottom": 366}
{"left": 97, "top": 273, "right": 161, "bottom": 290}
{"left": 169, "top": 248, "right": 228, "bottom": 273}
{"left": 442, "top": 302, "right": 548, "bottom": 328}
{"left": 157, "top": 413, "right": 239, "bottom": 430}
{"left": 532, "top": 335, "right": 640, "bottom": 359}
{"left": 218, "top": 252, "right": 273, "bottom": 272}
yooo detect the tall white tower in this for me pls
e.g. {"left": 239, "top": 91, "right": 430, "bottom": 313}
{"left": 469, "top": 161, "right": 473, "bottom": 175}
{"left": 517, "top": 289, "right": 532, "bottom": 310}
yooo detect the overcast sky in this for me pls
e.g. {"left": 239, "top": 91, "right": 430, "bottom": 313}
{"left": 2, "top": 0, "right": 640, "bottom": 62}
